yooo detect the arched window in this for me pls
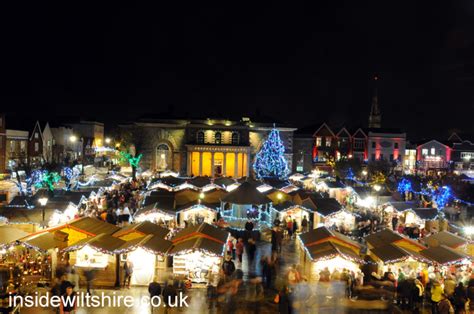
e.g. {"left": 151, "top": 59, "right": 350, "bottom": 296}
{"left": 196, "top": 131, "right": 205, "bottom": 144}
{"left": 231, "top": 132, "right": 239, "bottom": 145}
{"left": 156, "top": 144, "right": 171, "bottom": 170}
{"left": 214, "top": 131, "right": 222, "bottom": 144}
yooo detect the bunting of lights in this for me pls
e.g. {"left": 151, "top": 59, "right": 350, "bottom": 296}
{"left": 253, "top": 127, "right": 290, "bottom": 180}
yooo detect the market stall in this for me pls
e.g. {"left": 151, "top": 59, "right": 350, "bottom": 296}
{"left": 176, "top": 202, "right": 218, "bottom": 227}
{"left": 220, "top": 181, "right": 273, "bottom": 230}
{"left": 298, "top": 226, "right": 364, "bottom": 282}
{"left": 169, "top": 223, "right": 229, "bottom": 283}
{"left": 272, "top": 201, "right": 314, "bottom": 231}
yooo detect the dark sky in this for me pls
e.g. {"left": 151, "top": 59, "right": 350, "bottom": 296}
{"left": 3, "top": 1, "right": 474, "bottom": 139}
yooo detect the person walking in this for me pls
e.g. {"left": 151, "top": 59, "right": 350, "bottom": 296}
{"left": 292, "top": 218, "right": 298, "bottom": 236}
{"left": 236, "top": 238, "right": 244, "bottom": 264}
{"left": 432, "top": 280, "right": 445, "bottom": 314}
{"left": 247, "top": 238, "right": 257, "bottom": 263}
{"left": 123, "top": 259, "right": 134, "bottom": 289}
{"left": 301, "top": 216, "right": 308, "bottom": 233}
{"left": 287, "top": 217, "right": 293, "bottom": 239}
{"left": 222, "top": 256, "right": 236, "bottom": 281}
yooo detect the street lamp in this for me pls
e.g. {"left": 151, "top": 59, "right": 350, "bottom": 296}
{"left": 199, "top": 192, "right": 205, "bottom": 204}
{"left": 69, "top": 135, "right": 77, "bottom": 143}
{"left": 38, "top": 197, "right": 48, "bottom": 227}
{"left": 105, "top": 138, "right": 111, "bottom": 145}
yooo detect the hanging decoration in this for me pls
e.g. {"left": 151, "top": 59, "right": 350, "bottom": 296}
{"left": 253, "top": 127, "right": 290, "bottom": 179}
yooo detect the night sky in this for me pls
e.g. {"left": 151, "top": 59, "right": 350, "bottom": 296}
{"left": 3, "top": 2, "right": 474, "bottom": 139}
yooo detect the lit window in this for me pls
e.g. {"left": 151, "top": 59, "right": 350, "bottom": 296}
{"left": 316, "top": 137, "right": 322, "bottom": 147}
{"left": 422, "top": 149, "right": 428, "bottom": 156}
{"left": 214, "top": 132, "right": 222, "bottom": 144}
{"left": 326, "top": 137, "right": 331, "bottom": 147}
{"left": 34, "top": 142, "right": 39, "bottom": 152}
{"left": 35, "top": 133, "right": 39, "bottom": 139}
{"left": 430, "top": 147, "right": 435, "bottom": 155}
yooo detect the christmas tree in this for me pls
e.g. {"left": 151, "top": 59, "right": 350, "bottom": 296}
{"left": 253, "top": 128, "right": 290, "bottom": 179}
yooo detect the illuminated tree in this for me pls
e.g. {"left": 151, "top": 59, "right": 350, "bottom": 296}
{"left": 9, "top": 162, "right": 43, "bottom": 197}
{"left": 120, "top": 151, "right": 142, "bottom": 180}
{"left": 63, "top": 166, "right": 81, "bottom": 191}
{"left": 36, "top": 171, "right": 61, "bottom": 192}
{"left": 253, "top": 128, "right": 290, "bottom": 179}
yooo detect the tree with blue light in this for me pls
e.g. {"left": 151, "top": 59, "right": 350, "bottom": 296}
{"left": 253, "top": 128, "right": 290, "bottom": 179}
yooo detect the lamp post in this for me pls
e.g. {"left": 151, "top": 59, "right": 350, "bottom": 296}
{"left": 38, "top": 197, "right": 48, "bottom": 227}
{"left": 199, "top": 192, "right": 205, "bottom": 205}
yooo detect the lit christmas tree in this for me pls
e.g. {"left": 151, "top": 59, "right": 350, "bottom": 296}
{"left": 253, "top": 128, "right": 290, "bottom": 179}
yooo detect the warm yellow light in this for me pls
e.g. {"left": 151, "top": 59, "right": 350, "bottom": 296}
{"left": 373, "top": 184, "right": 381, "bottom": 192}
{"left": 69, "top": 135, "right": 77, "bottom": 142}
{"left": 362, "top": 170, "right": 368, "bottom": 176}
{"left": 105, "top": 138, "right": 111, "bottom": 144}
{"left": 199, "top": 192, "right": 205, "bottom": 200}
{"left": 277, "top": 193, "right": 283, "bottom": 200}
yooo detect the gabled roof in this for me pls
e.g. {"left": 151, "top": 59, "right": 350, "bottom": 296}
{"left": 221, "top": 181, "right": 271, "bottom": 205}
{"left": 49, "top": 217, "right": 120, "bottom": 236}
{"left": 336, "top": 127, "right": 351, "bottom": 138}
{"left": 213, "top": 177, "right": 237, "bottom": 187}
{"left": 299, "top": 226, "right": 360, "bottom": 250}
{"left": 311, "top": 198, "right": 343, "bottom": 216}
{"left": 273, "top": 201, "right": 297, "bottom": 212}
{"left": 21, "top": 232, "right": 63, "bottom": 252}
{"left": 416, "top": 139, "right": 451, "bottom": 149}
{"left": 352, "top": 128, "right": 367, "bottom": 139}
{"left": 171, "top": 223, "right": 229, "bottom": 244}
{"left": 0, "top": 226, "right": 29, "bottom": 248}
{"left": 448, "top": 132, "right": 462, "bottom": 143}
{"left": 65, "top": 233, "right": 126, "bottom": 253}
{"left": 168, "top": 237, "right": 226, "bottom": 256}
{"left": 262, "top": 178, "right": 291, "bottom": 190}
{"left": 365, "top": 229, "right": 404, "bottom": 248}
{"left": 385, "top": 201, "right": 417, "bottom": 212}
{"left": 305, "top": 241, "right": 363, "bottom": 263}
{"left": 420, "top": 245, "right": 469, "bottom": 265}
{"left": 411, "top": 208, "right": 439, "bottom": 220}
{"left": 29, "top": 120, "right": 44, "bottom": 141}
{"left": 423, "top": 231, "right": 468, "bottom": 249}
{"left": 312, "top": 123, "right": 336, "bottom": 138}
{"left": 175, "top": 201, "right": 220, "bottom": 212}
{"left": 113, "top": 221, "right": 170, "bottom": 239}
{"left": 189, "top": 176, "right": 212, "bottom": 188}
{"left": 371, "top": 244, "right": 427, "bottom": 264}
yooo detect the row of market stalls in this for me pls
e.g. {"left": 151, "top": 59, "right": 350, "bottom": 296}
{"left": 297, "top": 226, "right": 474, "bottom": 283}
{"left": 0, "top": 218, "right": 229, "bottom": 289}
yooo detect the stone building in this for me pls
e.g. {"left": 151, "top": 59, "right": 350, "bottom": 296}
{"left": 119, "top": 117, "right": 296, "bottom": 178}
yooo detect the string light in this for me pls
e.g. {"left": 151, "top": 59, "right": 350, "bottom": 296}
{"left": 253, "top": 127, "right": 290, "bottom": 180}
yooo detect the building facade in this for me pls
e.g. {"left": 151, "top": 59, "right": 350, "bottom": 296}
{"left": 6, "top": 129, "right": 29, "bottom": 168}
{"left": 452, "top": 140, "right": 474, "bottom": 173}
{"left": 119, "top": 117, "right": 296, "bottom": 178}
{"left": 28, "top": 121, "right": 44, "bottom": 166}
{"left": 416, "top": 140, "right": 452, "bottom": 174}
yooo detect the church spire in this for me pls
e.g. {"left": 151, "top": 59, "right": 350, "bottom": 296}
{"left": 368, "top": 75, "right": 381, "bottom": 128}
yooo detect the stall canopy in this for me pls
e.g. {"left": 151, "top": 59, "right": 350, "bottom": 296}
{"left": 273, "top": 201, "right": 312, "bottom": 213}
{"left": 21, "top": 231, "right": 66, "bottom": 253}
{"left": 311, "top": 198, "right": 343, "bottom": 217}
{"left": 142, "top": 190, "right": 176, "bottom": 207}
{"left": 370, "top": 244, "right": 428, "bottom": 264}
{"left": 0, "top": 226, "right": 29, "bottom": 249}
{"left": 189, "top": 176, "right": 212, "bottom": 188}
{"left": 299, "top": 226, "right": 361, "bottom": 252}
{"left": 365, "top": 229, "right": 427, "bottom": 252}
{"left": 385, "top": 201, "right": 418, "bottom": 212}
{"left": 172, "top": 223, "right": 229, "bottom": 244}
{"left": 411, "top": 208, "right": 439, "bottom": 221}
{"left": 420, "top": 245, "right": 470, "bottom": 265}
{"left": 220, "top": 181, "right": 271, "bottom": 205}
{"left": 213, "top": 177, "right": 237, "bottom": 188}
{"left": 176, "top": 201, "right": 219, "bottom": 213}
{"left": 113, "top": 221, "right": 170, "bottom": 240}
{"left": 304, "top": 241, "right": 364, "bottom": 263}
{"left": 422, "top": 231, "right": 468, "bottom": 249}
{"left": 64, "top": 233, "right": 127, "bottom": 253}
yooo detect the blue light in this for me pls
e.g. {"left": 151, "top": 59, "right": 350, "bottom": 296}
{"left": 253, "top": 128, "right": 290, "bottom": 179}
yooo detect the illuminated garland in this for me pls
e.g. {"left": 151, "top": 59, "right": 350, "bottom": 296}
{"left": 253, "top": 127, "right": 290, "bottom": 180}
{"left": 396, "top": 177, "right": 474, "bottom": 209}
